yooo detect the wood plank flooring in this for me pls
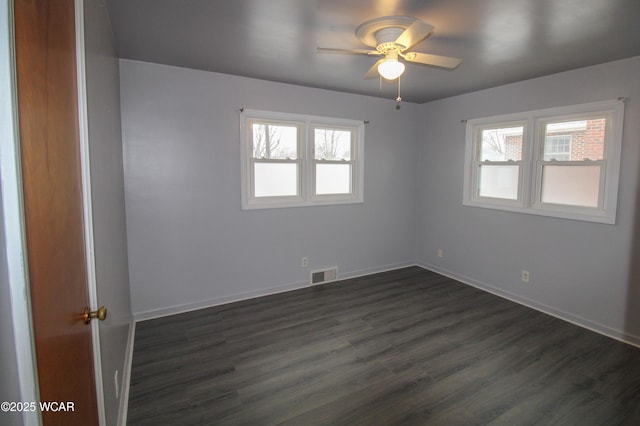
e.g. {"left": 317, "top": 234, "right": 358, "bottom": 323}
{"left": 127, "top": 267, "right": 640, "bottom": 425}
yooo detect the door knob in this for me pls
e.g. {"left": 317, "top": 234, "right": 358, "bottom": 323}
{"left": 83, "top": 306, "right": 107, "bottom": 324}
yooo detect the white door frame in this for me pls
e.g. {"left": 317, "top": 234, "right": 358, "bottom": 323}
{"left": 0, "top": 1, "right": 41, "bottom": 425}
{"left": 74, "top": 0, "right": 107, "bottom": 424}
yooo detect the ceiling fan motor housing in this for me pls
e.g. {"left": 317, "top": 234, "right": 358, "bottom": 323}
{"left": 355, "top": 16, "right": 419, "bottom": 47}
{"left": 375, "top": 27, "right": 406, "bottom": 52}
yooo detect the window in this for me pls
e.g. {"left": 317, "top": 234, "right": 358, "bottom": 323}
{"left": 536, "top": 118, "right": 604, "bottom": 209}
{"left": 474, "top": 123, "right": 525, "bottom": 202}
{"left": 463, "top": 100, "right": 625, "bottom": 223}
{"left": 250, "top": 121, "right": 301, "bottom": 198}
{"left": 240, "top": 109, "right": 364, "bottom": 209}
{"left": 313, "top": 127, "right": 354, "bottom": 196}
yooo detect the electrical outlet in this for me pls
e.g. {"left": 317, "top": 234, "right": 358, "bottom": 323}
{"left": 437, "top": 249, "right": 443, "bottom": 258}
{"left": 522, "top": 270, "right": 530, "bottom": 283}
{"left": 114, "top": 370, "right": 119, "bottom": 399}
{"left": 301, "top": 257, "right": 308, "bottom": 268}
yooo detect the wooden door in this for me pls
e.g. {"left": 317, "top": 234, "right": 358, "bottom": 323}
{"left": 14, "top": 0, "right": 99, "bottom": 424}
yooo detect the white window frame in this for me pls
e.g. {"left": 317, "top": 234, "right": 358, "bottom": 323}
{"left": 310, "top": 124, "right": 357, "bottom": 203}
{"left": 240, "top": 109, "right": 364, "bottom": 210}
{"left": 463, "top": 100, "right": 625, "bottom": 224}
{"left": 467, "top": 119, "right": 530, "bottom": 209}
{"left": 246, "top": 118, "right": 304, "bottom": 205}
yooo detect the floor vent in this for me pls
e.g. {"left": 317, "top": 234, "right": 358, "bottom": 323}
{"left": 310, "top": 267, "right": 338, "bottom": 285}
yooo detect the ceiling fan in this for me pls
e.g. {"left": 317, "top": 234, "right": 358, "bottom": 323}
{"left": 318, "top": 16, "right": 461, "bottom": 81}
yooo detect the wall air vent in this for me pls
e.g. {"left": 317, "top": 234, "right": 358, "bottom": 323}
{"left": 310, "top": 267, "right": 338, "bottom": 285}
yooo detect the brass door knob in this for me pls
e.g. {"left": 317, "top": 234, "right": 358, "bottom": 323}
{"left": 83, "top": 306, "right": 107, "bottom": 324}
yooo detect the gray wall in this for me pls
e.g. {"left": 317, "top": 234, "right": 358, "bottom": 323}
{"left": 0, "top": 188, "right": 21, "bottom": 426}
{"left": 415, "top": 56, "right": 640, "bottom": 344}
{"left": 120, "top": 59, "right": 420, "bottom": 318}
{"left": 120, "top": 54, "right": 640, "bottom": 346}
{"left": 84, "top": 0, "right": 133, "bottom": 424}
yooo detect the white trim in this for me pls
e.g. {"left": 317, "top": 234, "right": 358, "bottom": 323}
{"left": 117, "top": 321, "right": 136, "bottom": 426}
{"left": 531, "top": 110, "right": 612, "bottom": 215}
{"left": 463, "top": 119, "right": 529, "bottom": 209}
{"left": 310, "top": 124, "right": 358, "bottom": 201}
{"left": 463, "top": 100, "right": 625, "bottom": 224}
{"left": 133, "top": 261, "right": 413, "bottom": 321}
{"left": 135, "top": 280, "right": 305, "bottom": 321}
{"left": 0, "top": 1, "right": 42, "bottom": 424}
{"left": 136, "top": 260, "right": 640, "bottom": 348}
{"left": 240, "top": 109, "right": 365, "bottom": 210}
{"left": 336, "top": 261, "right": 415, "bottom": 283}
{"left": 133, "top": 259, "right": 639, "bottom": 357}
{"left": 74, "top": 1, "right": 106, "bottom": 425}
{"left": 416, "top": 262, "right": 640, "bottom": 349}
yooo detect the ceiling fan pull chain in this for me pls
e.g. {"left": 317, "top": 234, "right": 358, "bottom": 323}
{"left": 396, "top": 76, "right": 402, "bottom": 109}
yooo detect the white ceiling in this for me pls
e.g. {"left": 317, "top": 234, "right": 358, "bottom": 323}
{"left": 106, "top": 0, "right": 640, "bottom": 103}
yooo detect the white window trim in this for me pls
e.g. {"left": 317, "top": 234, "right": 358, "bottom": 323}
{"left": 466, "top": 119, "right": 530, "bottom": 209}
{"left": 310, "top": 123, "right": 358, "bottom": 203}
{"left": 240, "top": 109, "right": 364, "bottom": 210}
{"left": 463, "top": 100, "right": 625, "bottom": 224}
{"left": 246, "top": 117, "right": 305, "bottom": 206}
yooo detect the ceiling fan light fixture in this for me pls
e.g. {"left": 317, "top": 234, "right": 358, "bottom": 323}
{"left": 378, "top": 59, "right": 405, "bottom": 80}
{"left": 377, "top": 51, "right": 405, "bottom": 80}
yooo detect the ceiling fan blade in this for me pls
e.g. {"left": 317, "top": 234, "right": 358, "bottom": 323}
{"left": 317, "top": 47, "right": 379, "bottom": 55}
{"left": 364, "top": 59, "right": 384, "bottom": 79}
{"left": 403, "top": 52, "right": 461, "bottom": 69}
{"left": 394, "top": 20, "right": 434, "bottom": 50}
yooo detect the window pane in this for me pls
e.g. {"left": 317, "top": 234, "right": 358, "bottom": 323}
{"left": 252, "top": 124, "right": 298, "bottom": 159}
{"left": 314, "top": 128, "right": 351, "bottom": 160}
{"left": 254, "top": 163, "right": 298, "bottom": 197}
{"left": 478, "top": 164, "right": 519, "bottom": 200}
{"left": 544, "top": 119, "right": 605, "bottom": 161}
{"left": 480, "top": 126, "right": 523, "bottom": 161}
{"left": 544, "top": 135, "right": 571, "bottom": 160}
{"left": 316, "top": 164, "right": 351, "bottom": 195}
{"left": 541, "top": 165, "right": 600, "bottom": 207}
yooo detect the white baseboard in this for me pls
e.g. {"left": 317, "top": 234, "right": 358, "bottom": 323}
{"left": 132, "top": 260, "right": 640, "bottom": 348}
{"left": 117, "top": 319, "right": 136, "bottom": 426}
{"left": 338, "top": 261, "right": 415, "bottom": 282}
{"left": 133, "top": 261, "right": 415, "bottom": 322}
{"left": 134, "top": 280, "right": 306, "bottom": 322}
{"left": 416, "top": 262, "right": 640, "bottom": 349}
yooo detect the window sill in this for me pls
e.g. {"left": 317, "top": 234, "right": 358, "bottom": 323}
{"left": 242, "top": 196, "right": 363, "bottom": 210}
{"left": 463, "top": 199, "right": 615, "bottom": 224}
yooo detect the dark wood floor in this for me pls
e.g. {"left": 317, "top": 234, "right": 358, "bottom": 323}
{"left": 127, "top": 267, "right": 640, "bottom": 425}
